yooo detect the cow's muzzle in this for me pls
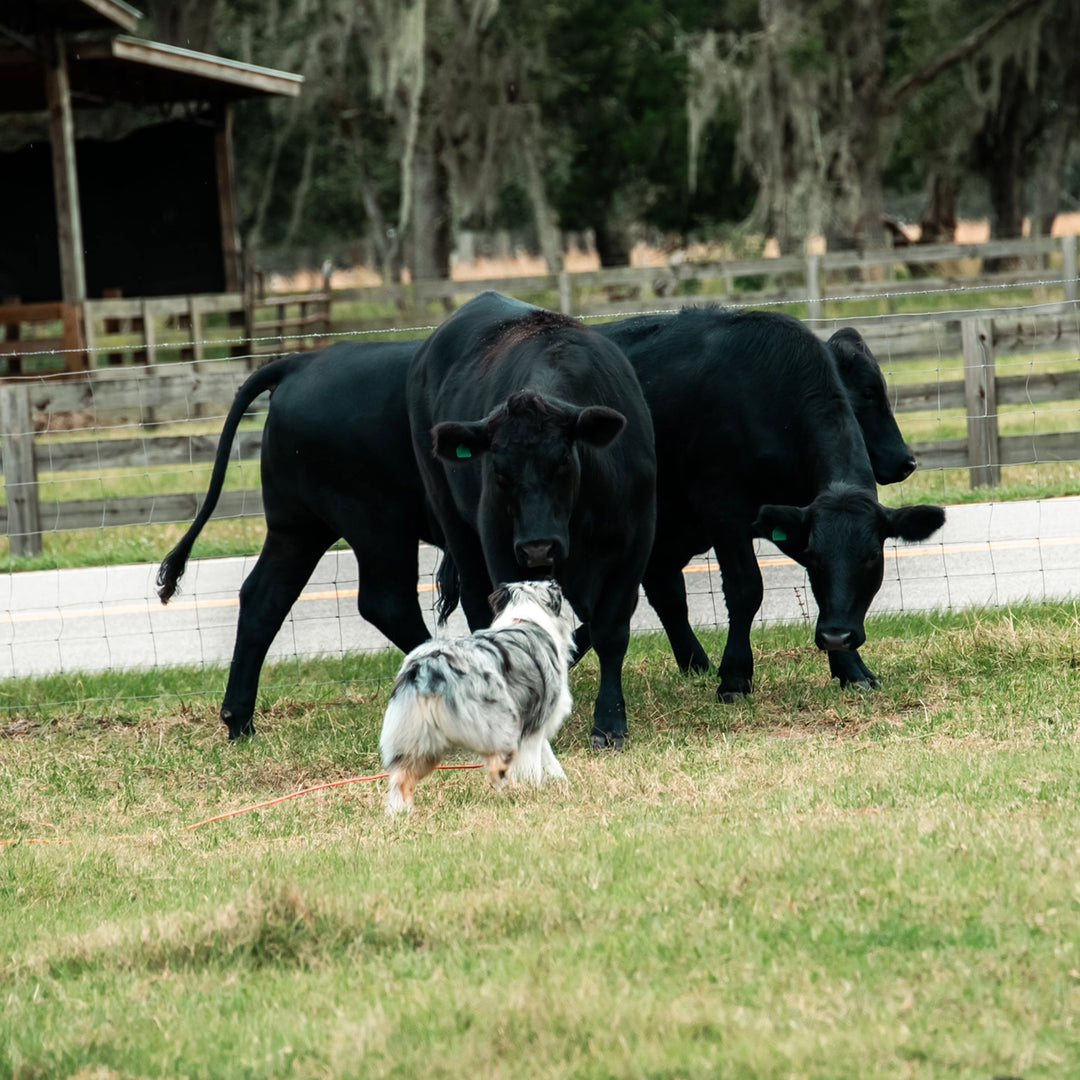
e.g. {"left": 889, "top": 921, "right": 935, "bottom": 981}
{"left": 516, "top": 539, "right": 560, "bottom": 569}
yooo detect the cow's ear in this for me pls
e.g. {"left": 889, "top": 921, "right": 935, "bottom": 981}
{"left": 827, "top": 327, "right": 873, "bottom": 373}
{"left": 575, "top": 405, "right": 626, "bottom": 448}
{"left": 881, "top": 503, "right": 945, "bottom": 542}
{"left": 431, "top": 420, "right": 490, "bottom": 462}
{"left": 753, "top": 504, "right": 809, "bottom": 549}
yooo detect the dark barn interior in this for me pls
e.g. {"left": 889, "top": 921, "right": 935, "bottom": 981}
{"left": 0, "top": 0, "right": 301, "bottom": 311}
{"left": 0, "top": 120, "right": 225, "bottom": 302}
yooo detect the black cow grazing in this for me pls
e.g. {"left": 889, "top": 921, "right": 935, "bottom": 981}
{"left": 594, "top": 307, "right": 944, "bottom": 700}
{"left": 407, "top": 291, "right": 657, "bottom": 749}
{"left": 157, "top": 339, "right": 440, "bottom": 739}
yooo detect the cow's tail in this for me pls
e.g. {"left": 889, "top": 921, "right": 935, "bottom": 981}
{"left": 435, "top": 550, "right": 461, "bottom": 625}
{"left": 156, "top": 355, "right": 303, "bottom": 604}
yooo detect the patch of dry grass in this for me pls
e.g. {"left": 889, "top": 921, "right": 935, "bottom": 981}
{"left": 2, "top": 605, "right": 1080, "bottom": 1078}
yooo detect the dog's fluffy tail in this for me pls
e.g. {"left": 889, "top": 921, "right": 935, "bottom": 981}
{"left": 380, "top": 684, "right": 449, "bottom": 770}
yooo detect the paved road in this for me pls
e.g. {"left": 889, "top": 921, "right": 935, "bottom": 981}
{"left": 1, "top": 496, "right": 1078, "bottom": 679}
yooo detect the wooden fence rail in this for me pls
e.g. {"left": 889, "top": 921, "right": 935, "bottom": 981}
{"left": 1, "top": 233, "right": 1077, "bottom": 374}
{"left": 0, "top": 308, "right": 1078, "bottom": 556}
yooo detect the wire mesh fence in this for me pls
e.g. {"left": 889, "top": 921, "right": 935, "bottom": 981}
{"left": 1, "top": 289, "right": 1078, "bottom": 708}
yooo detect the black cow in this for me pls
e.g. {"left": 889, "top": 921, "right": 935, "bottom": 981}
{"left": 594, "top": 307, "right": 944, "bottom": 700}
{"left": 407, "top": 291, "right": 657, "bottom": 748}
{"left": 157, "top": 339, "right": 441, "bottom": 739}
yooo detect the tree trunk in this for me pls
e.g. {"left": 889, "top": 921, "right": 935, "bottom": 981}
{"left": 410, "top": 123, "right": 452, "bottom": 282}
{"left": 918, "top": 173, "right": 959, "bottom": 245}
{"left": 1032, "top": 105, "right": 1078, "bottom": 238}
{"left": 281, "top": 135, "right": 316, "bottom": 249}
{"left": 593, "top": 218, "right": 632, "bottom": 268}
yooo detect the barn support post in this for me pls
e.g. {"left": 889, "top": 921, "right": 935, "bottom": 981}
{"left": 0, "top": 382, "right": 43, "bottom": 557}
{"left": 214, "top": 105, "right": 243, "bottom": 293}
{"left": 806, "top": 253, "right": 823, "bottom": 321}
{"left": 1062, "top": 233, "right": 1078, "bottom": 304}
{"left": 42, "top": 31, "right": 87, "bottom": 305}
{"left": 961, "top": 316, "right": 1000, "bottom": 488}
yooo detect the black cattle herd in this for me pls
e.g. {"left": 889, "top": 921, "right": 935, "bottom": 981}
{"left": 157, "top": 291, "right": 946, "bottom": 745}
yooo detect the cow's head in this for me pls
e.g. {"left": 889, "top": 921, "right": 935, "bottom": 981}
{"left": 754, "top": 484, "right": 944, "bottom": 653}
{"left": 431, "top": 389, "right": 626, "bottom": 571}
{"left": 828, "top": 328, "right": 917, "bottom": 485}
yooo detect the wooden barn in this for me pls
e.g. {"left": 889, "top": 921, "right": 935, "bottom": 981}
{"left": 0, "top": 0, "right": 303, "bottom": 371}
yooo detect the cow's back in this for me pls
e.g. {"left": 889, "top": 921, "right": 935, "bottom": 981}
{"left": 262, "top": 339, "right": 426, "bottom": 521}
{"left": 598, "top": 307, "right": 873, "bottom": 507}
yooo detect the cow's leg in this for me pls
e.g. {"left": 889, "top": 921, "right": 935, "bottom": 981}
{"left": 827, "top": 648, "right": 880, "bottom": 689}
{"left": 713, "top": 534, "right": 762, "bottom": 702}
{"left": 641, "top": 559, "right": 711, "bottom": 674}
{"left": 220, "top": 527, "right": 333, "bottom": 739}
{"left": 586, "top": 591, "right": 635, "bottom": 751}
{"left": 343, "top": 529, "right": 431, "bottom": 654}
{"left": 439, "top": 521, "right": 496, "bottom": 631}
{"left": 569, "top": 623, "right": 592, "bottom": 666}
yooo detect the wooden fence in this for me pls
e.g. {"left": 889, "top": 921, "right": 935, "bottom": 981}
{"left": 1, "top": 307, "right": 1078, "bottom": 557}
{"left": 0, "top": 233, "right": 1077, "bottom": 373}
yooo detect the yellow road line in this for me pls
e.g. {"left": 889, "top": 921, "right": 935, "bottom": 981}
{"left": 1, "top": 536, "right": 1077, "bottom": 625}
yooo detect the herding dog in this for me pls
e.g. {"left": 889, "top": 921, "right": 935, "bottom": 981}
{"left": 380, "top": 581, "right": 574, "bottom": 813}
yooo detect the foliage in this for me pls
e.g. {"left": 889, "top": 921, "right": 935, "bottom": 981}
{"left": 130, "top": 0, "right": 1080, "bottom": 270}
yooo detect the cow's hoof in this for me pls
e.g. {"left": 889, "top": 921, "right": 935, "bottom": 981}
{"left": 590, "top": 732, "right": 625, "bottom": 752}
{"left": 717, "top": 688, "right": 748, "bottom": 704}
{"left": 842, "top": 678, "right": 876, "bottom": 692}
{"left": 678, "top": 657, "right": 712, "bottom": 676}
{"left": 222, "top": 708, "right": 255, "bottom": 740}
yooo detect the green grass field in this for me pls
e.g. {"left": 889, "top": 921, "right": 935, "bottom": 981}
{"left": 3, "top": 604, "right": 1079, "bottom": 1079}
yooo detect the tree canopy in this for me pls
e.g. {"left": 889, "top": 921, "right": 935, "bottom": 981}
{"left": 142, "top": 0, "right": 1080, "bottom": 275}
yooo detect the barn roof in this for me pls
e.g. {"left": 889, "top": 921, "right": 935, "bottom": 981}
{"left": 0, "top": 3, "right": 303, "bottom": 114}
{"left": 5, "top": 0, "right": 142, "bottom": 37}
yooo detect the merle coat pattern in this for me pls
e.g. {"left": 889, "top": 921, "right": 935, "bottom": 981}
{"left": 380, "top": 580, "right": 573, "bottom": 813}
{"left": 407, "top": 291, "right": 656, "bottom": 748}
{"left": 157, "top": 340, "right": 440, "bottom": 739}
{"left": 594, "top": 307, "right": 943, "bottom": 699}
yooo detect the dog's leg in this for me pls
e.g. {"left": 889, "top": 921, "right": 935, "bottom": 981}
{"left": 486, "top": 751, "right": 516, "bottom": 792}
{"left": 386, "top": 759, "right": 437, "bottom": 814}
{"left": 509, "top": 734, "right": 544, "bottom": 786}
{"left": 540, "top": 739, "right": 568, "bottom": 782}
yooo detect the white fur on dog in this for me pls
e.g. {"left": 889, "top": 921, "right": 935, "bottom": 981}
{"left": 380, "top": 581, "right": 574, "bottom": 813}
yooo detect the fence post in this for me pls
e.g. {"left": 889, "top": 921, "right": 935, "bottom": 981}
{"left": 0, "top": 381, "right": 43, "bottom": 557}
{"left": 557, "top": 270, "right": 573, "bottom": 316}
{"left": 1062, "top": 233, "right": 1078, "bottom": 304}
{"left": 961, "top": 316, "right": 1000, "bottom": 488}
{"left": 806, "top": 253, "right": 823, "bottom": 321}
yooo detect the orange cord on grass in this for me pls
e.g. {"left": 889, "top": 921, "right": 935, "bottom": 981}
{"left": 1, "top": 763, "right": 486, "bottom": 845}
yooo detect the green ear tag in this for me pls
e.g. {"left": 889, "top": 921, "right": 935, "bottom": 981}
{"left": 771, "top": 527, "right": 787, "bottom": 542}
{"left": 456, "top": 444, "right": 472, "bottom": 459}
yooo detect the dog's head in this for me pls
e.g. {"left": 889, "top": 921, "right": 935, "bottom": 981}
{"left": 489, "top": 580, "right": 563, "bottom": 619}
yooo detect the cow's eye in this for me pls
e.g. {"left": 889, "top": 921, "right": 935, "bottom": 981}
{"left": 494, "top": 469, "right": 511, "bottom": 490}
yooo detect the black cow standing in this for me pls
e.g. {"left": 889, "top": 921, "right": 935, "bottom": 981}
{"left": 407, "top": 291, "right": 657, "bottom": 749}
{"left": 157, "top": 340, "right": 440, "bottom": 739}
{"left": 594, "top": 307, "right": 944, "bottom": 701}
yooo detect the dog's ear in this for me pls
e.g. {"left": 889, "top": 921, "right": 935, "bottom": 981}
{"left": 545, "top": 581, "right": 562, "bottom": 616}
{"left": 488, "top": 583, "right": 512, "bottom": 616}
